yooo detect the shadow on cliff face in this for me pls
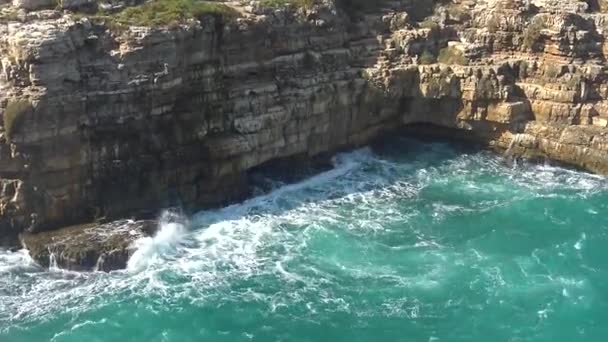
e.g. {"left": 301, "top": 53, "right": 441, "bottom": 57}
{"left": 244, "top": 128, "right": 478, "bottom": 196}
{"left": 388, "top": 63, "right": 533, "bottom": 143}
{"left": 190, "top": 133, "right": 488, "bottom": 232}
{"left": 585, "top": 0, "right": 602, "bottom": 12}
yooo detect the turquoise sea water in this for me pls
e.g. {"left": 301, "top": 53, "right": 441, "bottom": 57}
{"left": 1, "top": 137, "right": 608, "bottom": 341}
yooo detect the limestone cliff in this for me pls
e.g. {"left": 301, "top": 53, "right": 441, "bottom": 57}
{"left": 2, "top": 0, "right": 608, "bottom": 247}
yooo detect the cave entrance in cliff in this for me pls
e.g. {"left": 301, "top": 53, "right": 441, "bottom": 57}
{"left": 246, "top": 123, "right": 491, "bottom": 199}
{"left": 361, "top": 124, "right": 491, "bottom": 171}
{"left": 246, "top": 153, "right": 335, "bottom": 196}
{"left": 397, "top": 123, "right": 488, "bottom": 146}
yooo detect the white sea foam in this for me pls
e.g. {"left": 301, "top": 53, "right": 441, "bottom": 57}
{"left": 49, "top": 252, "right": 60, "bottom": 272}
{"left": 0, "top": 249, "right": 37, "bottom": 273}
{"left": 574, "top": 232, "right": 586, "bottom": 251}
{"left": 127, "top": 210, "right": 190, "bottom": 272}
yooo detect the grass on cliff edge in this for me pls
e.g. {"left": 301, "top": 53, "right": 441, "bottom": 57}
{"left": 119, "top": 0, "right": 238, "bottom": 26}
{"left": 259, "top": 0, "right": 390, "bottom": 17}
{"left": 88, "top": 0, "right": 239, "bottom": 28}
{"left": 85, "top": 0, "right": 393, "bottom": 28}
{"left": 258, "top": 0, "right": 316, "bottom": 8}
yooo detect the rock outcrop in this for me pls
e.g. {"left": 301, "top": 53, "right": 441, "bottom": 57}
{"left": 21, "top": 219, "right": 157, "bottom": 271}
{"left": 2, "top": 0, "right": 608, "bottom": 265}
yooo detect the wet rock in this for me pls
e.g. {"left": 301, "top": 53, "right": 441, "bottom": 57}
{"left": 20, "top": 220, "right": 157, "bottom": 272}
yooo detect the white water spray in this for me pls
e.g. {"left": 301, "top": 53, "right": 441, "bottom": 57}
{"left": 574, "top": 232, "right": 586, "bottom": 250}
{"left": 127, "top": 210, "right": 189, "bottom": 272}
{"left": 93, "top": 254, "right": 105, "bottom": 272}
{"left": 48, "top": 251, "right": 60, "bottom": 272}
{"left": 125, "top": 148, "right": 373, "bottom": 277}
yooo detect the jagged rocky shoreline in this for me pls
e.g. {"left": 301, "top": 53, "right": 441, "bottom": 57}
{"left": 2, "top": 0, "right": 608, "bottom": 270}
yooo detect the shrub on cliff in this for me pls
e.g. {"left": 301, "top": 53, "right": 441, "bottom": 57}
{"left": 3, "top": 99, "right": 32, "bottom": 140}
{"left": 544, "top": 64, "right": 562, "bottom": 78}
{"left": 259, "top": 0, "right": 316, "bottom": 8}
{"left": 437, "top": 47, "right": 468, "bottom": 65}
{"left": 419, "top": 49, "right": 437, "bottom": 65}
{"left": 419, "top": 19, "right": 439, "bottom": 30}
{"left": 523, "top": 17, "right": 547, "bottom": 51}
{"left": 113, "top": 0, "right": 239, "bottom": 27}
{"left": 487, "top": 15, "right": 500, "bottom": 33}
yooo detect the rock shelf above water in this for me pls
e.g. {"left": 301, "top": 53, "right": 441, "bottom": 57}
{"left": 20, "top": 220, "right": 157, "bottom": 271}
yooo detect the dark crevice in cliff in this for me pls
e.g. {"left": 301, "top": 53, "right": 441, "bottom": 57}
{"left": 248, "top": 153, "right": 334, "bottom": 196}
{"left": 398, "top": 123, "right": 493, "bottom": 146}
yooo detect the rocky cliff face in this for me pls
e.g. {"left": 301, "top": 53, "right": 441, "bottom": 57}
{"left": 2, "top": 0, "right": 608, "bottom": 247}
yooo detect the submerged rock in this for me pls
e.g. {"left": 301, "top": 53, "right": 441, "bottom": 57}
{"left": 20, "top": 220, "right": 157, "bottom": 272}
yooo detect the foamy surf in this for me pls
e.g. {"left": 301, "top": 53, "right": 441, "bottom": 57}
{"left": 191, "top": 148, "right": 373, "bottom": 226}
{"left": 0, "top": 249, "right": 38, "bottom": 273}
{"left": 125, "top": 148, "right": 373, "bottom": 274}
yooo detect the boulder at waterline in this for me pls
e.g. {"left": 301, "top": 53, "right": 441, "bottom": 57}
{"left": 20, "top": 220, "right": 157, "bottom": 272}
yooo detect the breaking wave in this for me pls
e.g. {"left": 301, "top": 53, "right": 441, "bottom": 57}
{"left": 127, "top": 210, "right": 190, "bottom": 272}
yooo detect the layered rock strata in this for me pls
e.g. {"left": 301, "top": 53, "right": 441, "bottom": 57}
{"left": 2, "top": 0, "right": 608, "bottom": 261}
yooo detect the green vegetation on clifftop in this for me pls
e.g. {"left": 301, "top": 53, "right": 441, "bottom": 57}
{"left": 258, "top": 0, "right": 316, "bottom": 8}
{"left": 72, "top": 0, "right": 239, "bottom": 28}
{"left": 114, "top": 0, "right": 238, "bottom": 27}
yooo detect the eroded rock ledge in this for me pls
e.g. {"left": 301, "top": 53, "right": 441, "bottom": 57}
{"left": 21, "top": 219, "right": 157, "bottom": 271}
{"left": 2, "top": 0, "right": 608, "bottom": 251}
